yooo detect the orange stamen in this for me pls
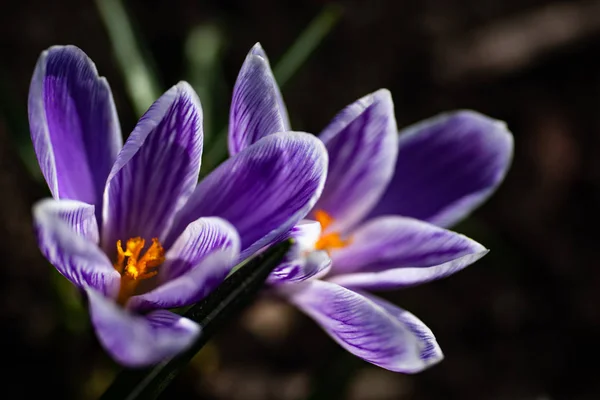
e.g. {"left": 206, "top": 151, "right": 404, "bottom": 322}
{"left": 314, "top": 209, "right": 351, "bottom": 252}
{"left": 113, "top": 237, "right": 165, "bottom": 304}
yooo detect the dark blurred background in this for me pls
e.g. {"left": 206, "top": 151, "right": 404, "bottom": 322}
{"left": 2, "top": 0, "right": 600, "bottom": 399}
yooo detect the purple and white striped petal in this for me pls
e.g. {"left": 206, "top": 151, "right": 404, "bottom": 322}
{"left": 368, "top": 110, "right": 514, "bottom": 228}
{"left": 126, "top": 217, "right": 240, "bottom": 311}
{"left": 361, "top": 293, "right": 443, "bottom": 368}
{"left": 312, "top": 90, "right": 398, "bottom": 233}
{"left": 249, "top": 44, "right": 290, "bottom": 131}
{"left": 168, "top": 132, "right": 328, "bottom": 260}
{"left": 160, "top": 217, "right": 240, "bottom": 282}
{"left": 33, "top": 199, "right": 120, "bottom": 297}
{"left": 330, "top": 216, "right": 486, "bottom": 275}
{"left": 285, "top": 280, "right": 442, "bottom": 373}
{"left": 102, "top": 82, "right": 203, "bottom": 249}
{"left": 228, "top": 43, "right": 289, "bottom": 155}
{"left": 268, "top": 251, "right": 331, "bottom": 285}
{"left": 127, "top": 249, "right": 238, "bottom": 312}
{"left": 329, "top": 251, "right": 487, "bottom": 291}
{"left": 87, "top": 289, "right": 200, "bottom": 367}
{"left": 268, "top": 220, "right": 331, "bottom": 285}
{"left": 28, "top": 45, "right": 122, "bottom": 212}
{"left": 35, "top": 198, "right": 100, "bottom": 243}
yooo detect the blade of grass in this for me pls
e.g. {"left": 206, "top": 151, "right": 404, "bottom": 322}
{"left": 95, "top": 0, "right": 162, "bottom": 116}
{"left": 273, "top": 3, "right": 343, "bottom": 87}
{"left": 185, "top": 23, "right": 226, "bottom": 144}
{"left": 99, "top": 239, "right": 292, "bottom": 400}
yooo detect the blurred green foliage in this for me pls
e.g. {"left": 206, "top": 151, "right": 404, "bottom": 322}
{"left": 95, "top": 0, "right": 162, "bottom": 116}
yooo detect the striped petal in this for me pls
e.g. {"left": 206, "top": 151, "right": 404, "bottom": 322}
{"left": 33, "top": 199, "right": 119, "bottom": 296}
{"left": 228, "top": 43, "right": 289, "bottom": 155}
{"left": 368, "top": 110, "right": 513, "bottom": 227}
{"left": 102, "top": 82, "right": 203, "bottom": 250}
{"left": 267, "top": 220, "right": 331, "bottom": 285}
{"left": 313, "top": 90, "right": 398, "bottom": 233}
{"left": 28, "top": 45, "right": 121, "bottom": 217}
{"left": 87, "top": 289, "right": 200, "bottom": 367}
{"left": 127, "top": 217, "right": 240, "bottom": 311}
{"left": 330, "top": 216, "right": 486, "bottom": 275}
{"left": 168, "top": 132, "right": 327, "bottom": 260}
{"left": 286, "top": 280, "right": 443, "bottom": 373}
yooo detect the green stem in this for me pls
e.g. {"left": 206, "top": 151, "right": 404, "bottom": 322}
{"left": 99, "top": 240, "right": 292, "bottom": 400}
{"left": 273, "top": 3, "right": 343, "bottom": 86}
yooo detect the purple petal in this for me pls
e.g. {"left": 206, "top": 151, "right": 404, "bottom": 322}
{"left": 285, "top": 280, "right": 443, "bottom": 373}
{"left": 36, "top": 198, "right": 99, "bottom": 243}
{"left": 102, "top": 82, "right": 203, "bottom": 250}
{"left": 126, "top": 217, "right": 240, "bottom": 311}
{"left": 161, "top": 217, "right": 240, "bottom": 282}
{"left": 127, "top": 250, "right": 238, "bottom": 312}
{"left": 313, "top": 89, "right": 398, "bottom": 233}
{"left": 330, "top": 216, "right": 486, "bottom": 275}
{"left": 33, "top": 199, "right": 120, "bottom": 296}
{"left": 249, "top": 43, "right": 290, "bottom": 131}
{"left": 228, "top": 43, "right": 289, "bottom": 156}
{"left": 368, "top": 110, "right": 514, "bottom": 228}
{"left": 361, "top": 293, "right": 443, "bottom": 367}
{"left": 87, "top": 289, "right": 200, "bottom": 367}
{"left": 168, "top": 132, "right": 328, "bottom": 260}
{"left": 267, "top": 220, "right": 331, "bottom": 285}
{"left": 268, "top": 251, "right": 331, "bottom": 285}
{"left": 329, "top": 251, "right": 487, "bottom": 291}
{"left": 28, "top": 45, "right": 122, "bottom": 213}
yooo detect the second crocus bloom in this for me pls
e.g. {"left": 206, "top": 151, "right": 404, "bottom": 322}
{"left": 228, "top": 43, "right": 514, "bottom": 373}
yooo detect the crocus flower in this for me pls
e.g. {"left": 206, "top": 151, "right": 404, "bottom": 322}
{"left": 228, "top": 43, "right": 514, "bottom": 373}
{"left": 28, "top": 46, "right": 328, "bottom": 366}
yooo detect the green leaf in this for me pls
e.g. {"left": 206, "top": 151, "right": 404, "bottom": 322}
{"left": 99, "top": 239, "right": 292, "bottom": 400}
{"left": 95, "top": 0, "right": 162, "bottom": 116}
{"left": 185, "top": 23, "right": 226, "bottom": 144}
{"left": 273, "top": 3, "right": 343, "bottom": 87}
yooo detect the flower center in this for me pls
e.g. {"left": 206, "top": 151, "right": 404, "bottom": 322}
{"left": 314, "top": 210, "right": 351, "bottom": 252}
{"left": 113, "top": 237, "right": 165, "bottom": 304}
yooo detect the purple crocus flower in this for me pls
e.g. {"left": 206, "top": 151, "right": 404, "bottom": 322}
{"left": 228, "top": 43, "right": 514, "bottom": 373}
{"left": 28, "top": 46, "right": 328, "bottom": 366}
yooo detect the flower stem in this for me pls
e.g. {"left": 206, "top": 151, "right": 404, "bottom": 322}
{"left": 99, "top": 239, "right": 292, "bottom": 400}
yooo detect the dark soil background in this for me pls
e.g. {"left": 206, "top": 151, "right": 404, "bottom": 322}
{"left": 1, "top": 0, "right": 599, "bottom": 399}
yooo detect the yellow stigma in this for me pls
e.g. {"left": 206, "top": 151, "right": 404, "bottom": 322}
{"left": 114, "top": 237, "right": 165, "bottom": 304}
{"left": 314, "top": 210, "right": 351, "bottom": 252}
